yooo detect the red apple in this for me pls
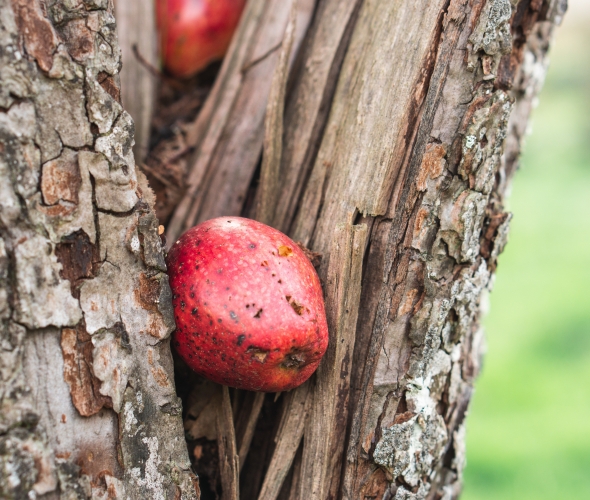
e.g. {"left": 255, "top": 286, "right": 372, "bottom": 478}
{"left": 166, "top": 217, "right": 329, "bottom": 392}
{"left": 156, "top": 0, "right": 246, "bottom": 78}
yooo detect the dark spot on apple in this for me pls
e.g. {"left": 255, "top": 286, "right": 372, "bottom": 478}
{"left": 237, "top": 335, "right": 245, "bottom": 346}
{"left": 254, "top": 308, "right": 263, "bottom": 319}
{"left": 246, "top": 304, "right": 250, "bottom": 308}
{"left": 278, "top": 280, "right": 282, "bottom": 284}
{"left": 285, "top": 296, "right": 304, "bottom": 315}
{"left": 282, "top": 350, "right": 306, "bottom": 368}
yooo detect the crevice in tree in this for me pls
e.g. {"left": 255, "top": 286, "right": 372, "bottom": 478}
{"left": 142, "top": 64, "right": 219, "bottom": 225}
{"left": 240, "top": 156, "right": 263, "bottom": 219}
{"left": 238, "top": 394, "right": 283, "bottom": 499}
{"left": 55, "top": 229, "right": 101, "bottom": 299}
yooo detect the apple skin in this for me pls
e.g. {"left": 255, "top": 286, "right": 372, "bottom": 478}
{"left": 166, "top": 217, "right": 329, "bottom": 392}
{"left": 156, "top": 0, "right": 246, "bottom": 78}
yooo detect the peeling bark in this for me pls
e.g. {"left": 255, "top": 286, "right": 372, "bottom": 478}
{"left": 0, "top": 0, "right": 196, "bottom": 498}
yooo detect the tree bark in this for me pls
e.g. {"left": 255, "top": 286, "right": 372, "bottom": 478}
{"left": 0, "top": 0, "right": 196, "bottom": 498}
{"left": 0, "top": 0, "right": 566, "bottom": 499}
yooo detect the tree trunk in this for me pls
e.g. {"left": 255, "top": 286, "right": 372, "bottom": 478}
{"left": 0, "top": 0, "right": 197, "bottom": 498}
{"left": 0, "top": 0, "right": 566, "bottom": 500}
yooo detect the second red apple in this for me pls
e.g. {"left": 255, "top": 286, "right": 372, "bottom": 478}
{"left": 156, "top": 0, "right": 246, "bottom": 78}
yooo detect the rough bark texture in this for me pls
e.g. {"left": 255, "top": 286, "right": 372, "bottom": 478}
{"left": 0, "top": 0, "right": 197, "bottom": 498}
{"left": 156, "top": 0, "right": 565, "bottom": 499}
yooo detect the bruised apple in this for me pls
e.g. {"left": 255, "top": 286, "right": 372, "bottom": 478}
{"left": 166, "top": 217, "right": 329, "bottom": 392}
{"left": 156, "top": 0, "right": 246, "bottom": 78}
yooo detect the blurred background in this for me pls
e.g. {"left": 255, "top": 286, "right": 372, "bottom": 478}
{"left": 462, "top": 1, "right": 590, "bottom": 499}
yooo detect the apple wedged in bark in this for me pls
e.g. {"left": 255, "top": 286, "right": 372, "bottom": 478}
{"left": 156, "top": 0, "right": 246, "bottom": 78}
{"left": 166, "top": 217, "right": 329, "bottom": 392}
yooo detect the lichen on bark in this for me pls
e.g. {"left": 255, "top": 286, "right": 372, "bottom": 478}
{"left": 357, "top": 2, "right": 566, "bottom": 498}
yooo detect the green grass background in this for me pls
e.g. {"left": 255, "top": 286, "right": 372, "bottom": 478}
{"left": 462, "top": 3, "right": 590, "bottom": 499}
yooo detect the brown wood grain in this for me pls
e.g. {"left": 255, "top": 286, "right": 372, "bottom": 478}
{"left": 257, "top": 382, "right": 310, "bottom": 500}
{"left": 256, "top": 1, "right": 298, "bottom": 226}
{"left": 296, "top": 223, "right": 367, "bottom": 499}
{"left": 114, "top": 0, "right": 158, "bottom": 162}
{"left": 217, "top": 386, "right": 239, "bottom": 500}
